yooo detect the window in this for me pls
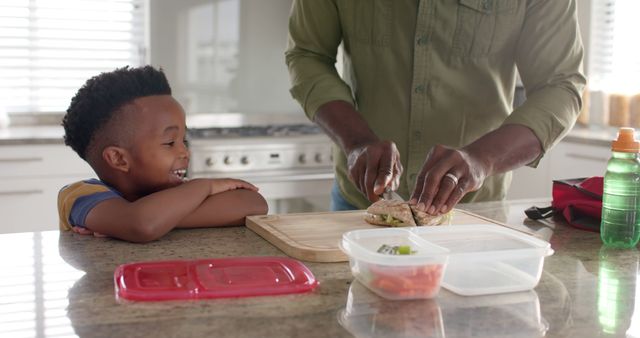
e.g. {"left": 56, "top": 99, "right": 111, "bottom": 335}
{"left": 587, "top": 0, "right": 640, "bottom": 127}
{"left": 589, "top": 0, "right": 640, "bottom": 94}
{"left": 0, "top": 0, "right": 146, "bottom": 115}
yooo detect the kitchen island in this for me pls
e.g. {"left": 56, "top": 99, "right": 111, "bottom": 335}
{"left": 0, "top": 199, "right": 636, "bottom": 338}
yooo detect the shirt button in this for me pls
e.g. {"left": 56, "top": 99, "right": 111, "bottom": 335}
{"left": 414, "top": 84, "right": 425, "bottom": 94}
{"left": 482, "top": 0, "right": 492, "bottom": 10}
{"left": 413, "top": 131, "right": 421, "bottom": 139}
{"left": 416, "top": 36, "right": 428, "bottom": 46}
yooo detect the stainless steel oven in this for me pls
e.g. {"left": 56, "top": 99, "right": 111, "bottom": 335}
{"left": 187, "top": 119, "right": 335, "bottom": 213}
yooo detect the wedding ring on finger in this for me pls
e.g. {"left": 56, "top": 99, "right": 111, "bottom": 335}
{"left": 444, "top": 173, "right": 459, "bottom": 186}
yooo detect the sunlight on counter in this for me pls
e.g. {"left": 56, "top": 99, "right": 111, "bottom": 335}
{"left": 0, "top": 232, "right": 84, "bottom": 338}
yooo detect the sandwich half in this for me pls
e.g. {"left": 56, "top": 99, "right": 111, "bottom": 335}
{"left": 364, "top": 200, "right": 417, "bottom": 227}
{"left": 410, "top": 205, "right": 452, "bottom": 226}
{"left": 364, "top": 199, "right": 452, "bottom": 227}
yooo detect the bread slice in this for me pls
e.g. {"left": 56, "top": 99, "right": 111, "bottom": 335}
{"left": 364, "top": 200, "right": 417, "bottom": 227}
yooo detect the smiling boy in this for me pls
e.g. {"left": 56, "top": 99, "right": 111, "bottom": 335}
{"left": 58, "top": 66, "right": 268, "bottom": 242}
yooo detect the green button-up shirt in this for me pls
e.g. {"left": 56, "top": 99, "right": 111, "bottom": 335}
{"left": 286, "top": 0, "right": 586, "bottom": 209}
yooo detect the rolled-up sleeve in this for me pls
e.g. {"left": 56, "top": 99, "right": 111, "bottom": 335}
{"left": 505, "top": 0, "right": 587, "bottom": 164}
{"left": 285, "top": 0, "right": 355, "bottom": 120}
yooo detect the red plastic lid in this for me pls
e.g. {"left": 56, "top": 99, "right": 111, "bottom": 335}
{"left": 114, "top": 256, "right": 319, "bottom": 301}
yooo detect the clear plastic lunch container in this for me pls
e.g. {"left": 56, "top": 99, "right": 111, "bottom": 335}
{"left": 412, "top": 224, "right": 554, "bottom": 296}
{"left": 340, "top": 228, "right": 449, "bottom": 300}
{"left": 341, "top": 224, "right": 553, "bottom": 299}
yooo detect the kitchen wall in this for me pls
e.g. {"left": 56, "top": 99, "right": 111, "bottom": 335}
{"left": 577, "top": 0, "right": 591, "bottom": 78}
{"left": 149, "top": 0, "right": 300, "bottom": 117}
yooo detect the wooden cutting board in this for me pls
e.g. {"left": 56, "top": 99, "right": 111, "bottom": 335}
{"left": 246, "top": 209, "right": 526, "bottom": 263}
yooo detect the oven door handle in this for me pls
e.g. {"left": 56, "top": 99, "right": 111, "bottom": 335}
{"left": 193, "top": 171, "right": 335, "bottom": 183}
{"left": 237, "top": 172, "right": 335, "bottom": 183}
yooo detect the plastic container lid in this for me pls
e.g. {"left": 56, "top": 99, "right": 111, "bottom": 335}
{"left": 612, "top": 127, "right": 640, "bottom": 152}
{"left": 114, "top": 256, "right": 318, "bottom": 301}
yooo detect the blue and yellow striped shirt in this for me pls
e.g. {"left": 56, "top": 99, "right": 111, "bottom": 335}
{"left": 57, "top": 179, "right": 121, "bottom": 231}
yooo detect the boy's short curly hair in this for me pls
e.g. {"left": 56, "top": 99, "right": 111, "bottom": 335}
{"left": 63, "top": 65, "right": 171, "bottom": 160}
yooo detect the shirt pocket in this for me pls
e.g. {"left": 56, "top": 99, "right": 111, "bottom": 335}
{"left": 451, "top": 0, "right": 519, "bottom": 58}
{"left": 345, "top": 0, "right": 392, "bottom": 47}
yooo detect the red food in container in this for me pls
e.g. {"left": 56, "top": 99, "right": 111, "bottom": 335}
{"left": 369, "top": 264, "right": 444, "bottom": 299}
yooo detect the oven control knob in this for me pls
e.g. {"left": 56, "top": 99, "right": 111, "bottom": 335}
{"left": 205, "top": 157, "right": 215, "bottom": 167}
{"left": 224, "top": 156, "right": 232, "bottom": 165}
{"left": 314, "top": 153, "right": 323, "bottom": 163}
{"left": 298, "top": 154, "right": 307, "bottom": 164}
{"left": 240, "top": 156, "right": 249, "bottom": 165}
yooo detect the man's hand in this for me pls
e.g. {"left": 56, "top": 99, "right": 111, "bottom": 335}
{"left": 410, "top": 145, "right": 487, "bottom": 215}
{"left": 314, "top": 100, "right": 403, "bottom": 202}
{"left": 410, "top": 124, "right": 543, "bottom": 215}
{"left": 347, "top": 140, "right": 403, "bottom": 202}
{"left": 71, "top": 226, "right": 107, "bottom": 237}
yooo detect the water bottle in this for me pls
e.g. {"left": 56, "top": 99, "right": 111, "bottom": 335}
{"left": 601, "top": 127, "right": 640, "bottom": 248}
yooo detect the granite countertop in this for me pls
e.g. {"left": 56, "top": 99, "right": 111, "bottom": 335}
{"left": 0, "top": 198, "right": 636, "bottom": 338}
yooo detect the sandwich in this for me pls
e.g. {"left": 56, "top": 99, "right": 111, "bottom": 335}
{"left": 364, "top": 200, "right": 417, "bottom": 227}
{"left": 364, "top": 199, "right": 452, "bottom": 227}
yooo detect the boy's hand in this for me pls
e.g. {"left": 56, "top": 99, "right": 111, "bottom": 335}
{"left": 209, "top": 178, "right": 259, "bottom": 195}
{"left": 71, "top": 226, "right": 107, "bottom": 237}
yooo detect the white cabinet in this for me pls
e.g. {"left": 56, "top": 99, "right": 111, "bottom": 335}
{"left": 507, "top": 140, "right": 609, "bottom": 199}
{"left": 548, "top": 141, "right": 609, "bottom": 181}
{"left": 507, "top": 154, "right": 552, "bottom": 199}
{"left": 0, "top": 144, "right": 94, "bottom": 233}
